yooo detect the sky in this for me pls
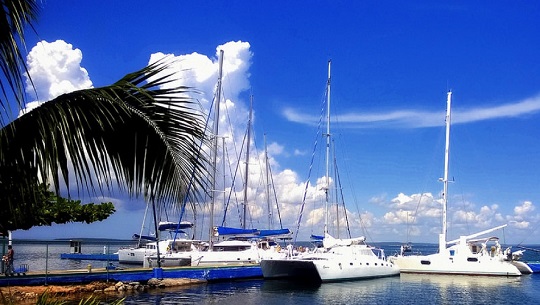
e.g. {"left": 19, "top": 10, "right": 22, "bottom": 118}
{"left": 10, "top": 0, "right": 540, "bottom": 245}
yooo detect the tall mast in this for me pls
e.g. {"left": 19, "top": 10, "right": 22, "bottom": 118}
{"left": 242, "top": 95, "right": 253, "bottom": 229}
{"left": 439, "top": 90, "right": 452, "bottom": 253}
{"left": 324, "top": 60, "right": 331, "bottom": 236}
{"left": 264, "top": 133, "right": 272, "bottom": 229}
{"left": 210, "top": 50, "right": 224, "bottom": 244}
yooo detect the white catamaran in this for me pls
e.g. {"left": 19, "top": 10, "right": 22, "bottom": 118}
{"left": 388, "top": 91, "right": 531, "bottom": 276}
{"left": 260, "top": 60, "right": 400, "bottom": 283}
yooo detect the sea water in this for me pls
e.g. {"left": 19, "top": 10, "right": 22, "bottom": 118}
{"left": 4, "top": 241, "right": 540, "bottom": 305}
{"left": 122, "top": 275, "right": 540, "bottom": 305}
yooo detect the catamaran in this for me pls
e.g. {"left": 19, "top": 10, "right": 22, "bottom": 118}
{"left": 388, "top": 91, "right": 531, "bottom": 276}
{"left": 260, "top": 60, "right": 400, "bottom": 283}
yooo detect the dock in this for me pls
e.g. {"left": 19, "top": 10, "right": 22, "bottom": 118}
{"left": 0, "top": 264, "right": 262, "bottom": 287}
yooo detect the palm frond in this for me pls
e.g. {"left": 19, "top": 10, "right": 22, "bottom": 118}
{"left": 0, "top": 0, "right": 40, "bottom": 124}
{"left": 0, "top": 59, "right": 210, "bottom": 210}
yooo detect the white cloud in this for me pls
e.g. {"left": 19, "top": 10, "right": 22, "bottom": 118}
{"left": 294, "top": 149, "right": 307, "bottom": 156}
{"left": 514, "top": 200, "right": 535, "bottom": 216}
{"left": 283, "top": 94, "right": 540, "bottom": 129}
{"left": 23, "top": 40, "right": 92, "bottom": 114}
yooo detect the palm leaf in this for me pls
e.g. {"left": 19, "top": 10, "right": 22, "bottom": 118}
{"left": 0, "top": 58, "right": 210, "bottom": 212}
{"left": 0, "top": 0, "right": 40, "bottom": 124}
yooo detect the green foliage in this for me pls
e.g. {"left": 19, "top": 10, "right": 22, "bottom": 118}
{"left": 0, "top": 182, "right": 115, "bottom": 235}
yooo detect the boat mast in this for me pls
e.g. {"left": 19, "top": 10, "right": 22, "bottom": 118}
{"left": 324, "top": 60, "right": 331, "bottom": 236}
{"left": 439, "top": 90, "right": 452, "bottom": 253}
{"left": 242, "top": 95, "right": 253, "bottom": 229}
{"left": 264, "top": 133, "right": 272, "bottom": 229}
{"left": 210, "top": 50, "right": 224, "bottom": 245}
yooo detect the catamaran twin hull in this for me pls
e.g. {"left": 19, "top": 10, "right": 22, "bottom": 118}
{"left": 389, "top": 254, "right": 522, "bottom": 276}
{"left": 261, "top": 258, "right": 400, "bottom": 283}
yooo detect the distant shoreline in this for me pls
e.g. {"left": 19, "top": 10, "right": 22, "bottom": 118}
{"left": 1, "top": 238, "right": 134, "bottom": 245}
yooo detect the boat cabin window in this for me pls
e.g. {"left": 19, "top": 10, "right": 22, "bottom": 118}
{"left": 168, "top": 241, "right": 193, "bottom": 252}
{"left": 421, "top": 260, "right": 431, "bottom": 265}
{"left": 467, "top": 257, "right": 478, "bottom": 262}
{"left": 213, "top": 245, "right": 251, "bottom": 251}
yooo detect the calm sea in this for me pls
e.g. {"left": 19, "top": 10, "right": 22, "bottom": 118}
{"left": 4, "top": 240, "right": 540, "bottom": 305}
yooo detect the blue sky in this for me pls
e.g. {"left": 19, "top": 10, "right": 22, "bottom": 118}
{"left": 11, "top": 1, "right": 540, "bottom": 245}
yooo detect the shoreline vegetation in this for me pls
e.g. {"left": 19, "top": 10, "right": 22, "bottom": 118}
{"left": 0, "top": 277, "right": 205, "bottom": 304}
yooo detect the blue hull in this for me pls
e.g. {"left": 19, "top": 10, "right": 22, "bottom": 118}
{"left": 526, "top": 262, "right": 540, "bottom": 273}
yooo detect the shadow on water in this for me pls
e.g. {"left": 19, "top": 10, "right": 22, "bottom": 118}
{"left": 261, "top": 279, "right": 322, "bottom": 292}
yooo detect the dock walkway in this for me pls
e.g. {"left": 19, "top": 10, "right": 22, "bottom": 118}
{"left": 0, "top": 264, "right": 262, "bottom": 287}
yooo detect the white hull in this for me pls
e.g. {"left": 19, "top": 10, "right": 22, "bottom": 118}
{"left": 510, "top": 261, "right": 533, "bottom": 274}
{"left": 118, "top": 247, "right": 152, "bottom": 264}
{"left": 262, "top": 257, "right": 399, "bottom": 283}
{"left": 389, "top": 241, "right": 523, "bottom": 276}
{"left": 143, "top": 252, "right": 192, "bottom": 268}
{"left": 190, "top": 239, "right": 286, "bottom": 266}
{"left": 191, "top": 249, "right": 260, "bottom": 266}
{"left": 261, "top": 239, "right": 400, "bottom": 283}
{"left": 389, "top": 253, "right": 521, "bottom": 276}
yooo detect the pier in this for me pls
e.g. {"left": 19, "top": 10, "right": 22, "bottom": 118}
{"left": 0, "top": 264, "right": 262, "bottom": 287}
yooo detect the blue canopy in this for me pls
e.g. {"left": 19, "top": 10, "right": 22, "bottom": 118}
{"left": 258, "top": 228, "right": 292, "bottom": 237}
{"left": 216, "top": 226, "right": 258, "bottom": 236}
{"left": 310, "top": 234, "right": 324, "bottom": 241}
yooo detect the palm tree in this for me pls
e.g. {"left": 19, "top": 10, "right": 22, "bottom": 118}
{"left": 0, "top": 0, "right": 209, "bottom": 229}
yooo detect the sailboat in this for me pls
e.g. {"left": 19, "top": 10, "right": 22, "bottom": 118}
{"left": 192, "top": 93, "right": 290, "bottom": 266}
{"left": 260, "top": 60, "right": 400, "bottom": 283}
{"left": 388, "top": 91, "right": 531, "bottom": 275}
{"left": 118, "top": 199, "right": 199, "bottom": 265}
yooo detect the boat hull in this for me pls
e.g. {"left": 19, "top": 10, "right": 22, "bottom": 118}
{"left": 261, "top": 259, "right": 321, "bottom": 282}
{"left": 191, "top": 250, "right": 260, "bottom": 266}
{"left": 261, "top": 256, "right": 399, "bottom": 283}
{"left": 118, "top": 248, "right": 152, "bottom": 264}
{"left": 389, "top": 254, "right": 522, "bottom": 276}
{"left": 144, "top": 254, "right": 192, "bottom": 268}
{"left": 511, "top": 261, "right": 533, "bottom": 274}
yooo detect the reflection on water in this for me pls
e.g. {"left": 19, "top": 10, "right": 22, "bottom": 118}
{"left": 123, "top": 274, "right": 540, "bottom": 305}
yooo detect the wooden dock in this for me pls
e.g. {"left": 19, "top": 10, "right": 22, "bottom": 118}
{"left": 0, "top": 264, "right": 262, "bottom": 286}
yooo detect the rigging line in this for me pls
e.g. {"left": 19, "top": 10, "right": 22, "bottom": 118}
{"left": 330, "top": 101, "right": 368, "bottom": 238}
{"left": 268, "top": 162, "right": 284, "bottom": 229}
{"left": 333, "top": 147, "right": 352, "bottom": 239}
{"left": 294, "top": 83, "right": 328, "bottom": 244}
{"left": 175, "top": 97, "right": 215, "bottom": 242}
{"left": 257, "top": 128, "right": 284, "bottom": 229}
{"left": 221, "top": 125, "right": 248, "bottom": 226}
{"left": 516, "top": 220, "right": 540, "bottom": 246}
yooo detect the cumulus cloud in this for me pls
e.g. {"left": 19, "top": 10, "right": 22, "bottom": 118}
{"left": 22, "top": 40, "right": 92, "bottom": 114}
{"left": 514, "top": 201, "right": 535, "bottom": 216}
